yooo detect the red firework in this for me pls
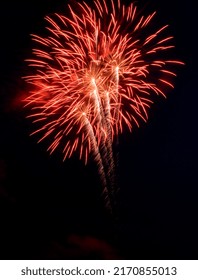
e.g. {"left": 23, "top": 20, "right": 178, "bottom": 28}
{"left": 24, "top": 0, "right": 183, "bottom": 164}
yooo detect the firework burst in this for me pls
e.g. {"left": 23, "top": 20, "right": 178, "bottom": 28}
{"left": 24, "top": 0, "right": 183, "bottom": 210}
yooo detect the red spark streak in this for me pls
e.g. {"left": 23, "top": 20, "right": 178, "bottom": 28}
{"left": 24, "top": 0, "right": 184, "bottom": 163}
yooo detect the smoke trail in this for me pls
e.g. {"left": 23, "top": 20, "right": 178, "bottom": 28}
{"left": 83, "top": 115, "right": 112, "bottom": 211}
{"left": 91, "top": 77, "right": 116, "bottom": 211}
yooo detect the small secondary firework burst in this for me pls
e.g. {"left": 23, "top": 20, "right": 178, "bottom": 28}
{"left": 24, "top": 0, "right": 183, "bottom": 210}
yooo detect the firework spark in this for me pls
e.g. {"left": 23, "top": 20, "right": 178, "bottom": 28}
{"left": 24, "top": 0, "right": 183, "bottom": 210}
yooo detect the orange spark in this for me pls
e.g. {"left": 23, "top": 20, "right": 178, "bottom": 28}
{"left": 24, "top": 0, "right": 183, "bottom": 163}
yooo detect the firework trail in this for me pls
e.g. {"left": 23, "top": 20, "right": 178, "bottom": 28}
{"left": 24, "top": 0, "right": 183, "bottom": 211}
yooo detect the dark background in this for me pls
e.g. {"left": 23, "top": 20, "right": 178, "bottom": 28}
{"left": 0, "top": 0, "right": 197, "bottom": 259}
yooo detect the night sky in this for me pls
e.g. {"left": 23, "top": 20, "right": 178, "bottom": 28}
{"left": 0, "top": 0, "right": 197, "bottom": 259}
